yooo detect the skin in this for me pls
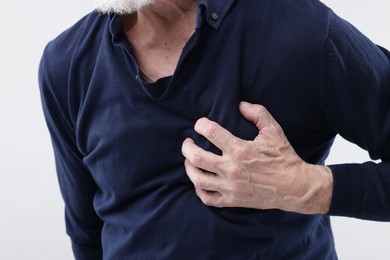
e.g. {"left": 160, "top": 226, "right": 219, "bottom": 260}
{"left": 122, "top": 1, "right": 334, "bottom": 215}
{"left": 181, "top": 102, "right": 333, "bottom": 215}
{"left": 122, "top": 0, "right": 197, "bottom": 82}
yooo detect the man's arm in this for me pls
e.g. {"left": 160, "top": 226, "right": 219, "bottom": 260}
{"left": 39, "top": 55, "right": 103, "bottom": 259}
{"left": 182, "top": 102, "right": 333, "bottom": 215}
{"left": 321, "top": 11, "right": 390, "bottom": 221}
{"left": 182, "top": 10, "right": 390, "bottom": 221}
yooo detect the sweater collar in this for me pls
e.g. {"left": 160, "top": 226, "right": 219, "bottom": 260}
{"left": 109, "top": 0, "right": 235, "bottom": 37}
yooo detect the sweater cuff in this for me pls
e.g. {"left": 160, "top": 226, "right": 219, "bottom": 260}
{"left": 327, "top": 163, "right": 363, "bottom": 218}
{"left": 71, "top": 240, "right": 103, "bottom": 260}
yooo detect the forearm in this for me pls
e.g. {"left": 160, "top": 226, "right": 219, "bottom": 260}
{"left": 328, "top": 162, "right": 390, "bottom": 221}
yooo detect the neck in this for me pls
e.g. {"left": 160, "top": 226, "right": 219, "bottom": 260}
{"left": 120, "top": 0, "right": 198, "bottom": 82}
{"left": 122, "top": 0, "right": 197, "bottom": 47}
{"left": 143, "top": 0, "right": 197, "bottom": 22}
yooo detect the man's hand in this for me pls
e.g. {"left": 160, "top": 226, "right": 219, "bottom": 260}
{"left": 181, "top": 101, "right": 333, "bottom": 215}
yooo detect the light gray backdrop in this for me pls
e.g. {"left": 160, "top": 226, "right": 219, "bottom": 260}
{"left": 0, "top": 0, "right": 389, "bottom": 259}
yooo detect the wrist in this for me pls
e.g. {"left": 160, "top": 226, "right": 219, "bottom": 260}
{"left": 277, "top": 162, "right": 333, "bottom": 215}
{"left": 298, "top": 164, "right": 333, "bottom": 215}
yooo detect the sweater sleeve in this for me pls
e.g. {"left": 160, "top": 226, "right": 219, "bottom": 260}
{"left": 39, "top": 53, "right": 103, "bottom": 258}
{"left": 323, "top": 11, "right": 390, "bottom": 221}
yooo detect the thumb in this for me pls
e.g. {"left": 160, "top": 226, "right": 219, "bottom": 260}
{"left": 239, "top": 101, "right": 274, "bottom": 131}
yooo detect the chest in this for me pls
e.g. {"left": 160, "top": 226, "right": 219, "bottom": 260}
{"left": 74, "top": 26, "right": 332, "bottom": 195}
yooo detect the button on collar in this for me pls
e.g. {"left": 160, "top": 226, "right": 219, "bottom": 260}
{"left": 211, "top": 12, "right": 219, "bottom": 20}
{"left": 198, "top": 0, "right": 236, "bottom": 30}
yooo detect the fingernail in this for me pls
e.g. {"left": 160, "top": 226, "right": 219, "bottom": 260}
{"left": 240, "top": 101, "right": 251, "bottom": 108}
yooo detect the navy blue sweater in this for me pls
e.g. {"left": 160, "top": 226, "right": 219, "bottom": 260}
{"left": 39, "top": 0, "right": 390, "bottom": 259}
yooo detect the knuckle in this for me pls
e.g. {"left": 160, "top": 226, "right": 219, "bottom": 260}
{"left": 232, "top": 143, "right": 249, "bottom": 159}
{"left": 227, "top": 164, "right": 244, "bottom": 179}
{"left": 217, "top": 196, "right": 228, "bottom": 208}
{"left": 214, "top": 181, "right": 225, "bottom": 193}
{"left": 191, "top": 151, "right": 203, "bottom": 167}
{"left": 203, "top": 197, "right": 213, "bottom": 206}
{"left": 193, "top": 176, "right": 203, "bottom": 188}
{"left": 222, "top": 197, "right": 235, "bottom": 208}
{"left": 253, "top": 104, "right": 268, "bottom": 118}
{"left": 199, "top": 192, "right": 212, "bottom": 206}
{"left": 204, "top": 122, "right": 219, "bottom": 139}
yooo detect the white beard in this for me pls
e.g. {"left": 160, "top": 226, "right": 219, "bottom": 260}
{"left": 87, "top": 0, "right": 154, "bottom": 14}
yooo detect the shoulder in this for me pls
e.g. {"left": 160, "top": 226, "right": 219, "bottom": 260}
{"left": 231, "top": 0, "right": 332, "bottom": 33}
{"left": 225, "top": 0, "right": 332, "bottom": 56}
{"left": 44, "top": 11, "right": 108, "bottom": 53}
{"left": 225, "top": 0, "right": 333, "bottom": 45}
{"left": 40, "top": 11, "right": 108, "bottom": 78}
{"left": 39, "top": 11, "right": 110, "bottom": 124}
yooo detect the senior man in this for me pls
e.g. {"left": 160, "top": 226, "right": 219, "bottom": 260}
{"left": 39, "top": 0, "right": 390, "bottom": 259}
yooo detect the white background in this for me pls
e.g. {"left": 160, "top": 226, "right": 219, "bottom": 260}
{"left": 0, "top": 0, "right": 389, "bottom": 259}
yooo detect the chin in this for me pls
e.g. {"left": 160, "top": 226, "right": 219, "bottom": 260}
{"left": 86, "top": 0, "right": 154, "bottom": 14}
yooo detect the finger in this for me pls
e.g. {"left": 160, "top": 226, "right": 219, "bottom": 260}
{"left": 184, "top": 159, "right": 221, "bottom": 192}
{"left": 195, "top": 188, "right": 224, "bottom": 208}
{"left": 239, "top": 101, "right": 278, "bottom": 131}
{"left": 194, "top": 117, "right": 243, "bottom": 154}
{"left": 181, "top": 138, "right": 224, "bottom": 174}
